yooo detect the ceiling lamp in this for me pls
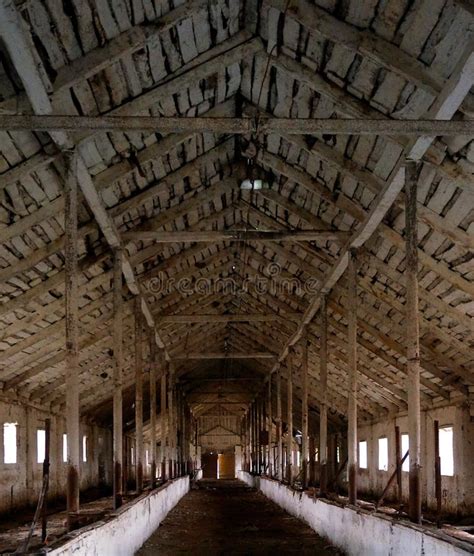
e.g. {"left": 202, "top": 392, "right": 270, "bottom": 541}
{"left": 240, "top": 159, "right": 270, "bottom": 190}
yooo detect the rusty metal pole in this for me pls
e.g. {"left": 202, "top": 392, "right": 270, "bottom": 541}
{"left": 395, "top": 426, "right": 402, "bottom": 505}
{"left": 268, "top": 377, "right": 272, "bottom": 477}
{"left": 319, "top": 294, "right": 328, "bottom": 497}
{"left": 41, "top": 418, "right": 51, "bottom": 543}
{"left": 65, "top": 150, "right": 80, "bottom": 529}
{"left": 347, "top": 249, "right": 358, "bottom": 505}
{"left": 287, "top": 351, "right": 293, "bottom": 484}
{"left": 135, "top": 299, "right": 144, "bottom": 493}
{"left": 276, "top": 369, "right": 283, "bottom": 481}
{"left": 301, "top": 336, "right": 309, "bottom": 489}
{"left": 113, "top": 249, "right": 123, "bottom": 509}
{"left": 149, "top": 333, "right": 157, "bottom": 489}
{"left": 160, "top": 365, "right": 167, "bottom": 481}
{"left": 434, "top": 420, "right": 442, "bottom": 527}
{"left": 405, "top": 161, "right": 422, "bottom": 524}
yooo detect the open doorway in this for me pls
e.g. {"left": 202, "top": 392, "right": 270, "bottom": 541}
{"left": 218, "top": 452, "right": 235, "bottom": 479}
{"left": 202, "top": 451, "right": 218, "bottom": 478}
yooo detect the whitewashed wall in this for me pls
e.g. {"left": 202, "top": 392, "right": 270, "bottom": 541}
{"left": 48, "top": 476, "right": 190, "bottom": 556}
{"left": 239, "top": 472, "right": 472, "bottom": 556}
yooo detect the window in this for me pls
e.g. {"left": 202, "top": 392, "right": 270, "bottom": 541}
{"left": 359, "top": 440, "right": 368, "bottom": 469}
{"left": 439, "top": 426, "right": 454, "bottom": 476}
{"left": 131, "top": 446, "right": 135, "bottom": 465}
{"left": 3, "top": 423, "right": 17, "bottom": 464}
{"left": 145, "top": 449, "right": 149, "bottom": 466}
{"left": 378, "top": 437, "right": 388, "bottom": 471}
{"left": 82, "top": 435, "right": 87, "bottom": 463}
{"left": 63, "top": 433, "right": 68, "bottom": 463}
{"left": 37, "top": 429, "right": 46, "bottom": 463}
{"left": 401, "top": 434, "right": 409, "bottom": 472}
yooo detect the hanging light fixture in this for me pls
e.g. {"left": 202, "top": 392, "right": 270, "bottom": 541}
{"left": 240, "top": 138, "right": 270, "bottom": 190}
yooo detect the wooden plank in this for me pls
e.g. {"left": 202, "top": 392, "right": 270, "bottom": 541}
{"left": 124, "top": 230, "right": 349, "bottom": 242}
{"left": 347, "top": 250, "right": 358, "bottom": 505}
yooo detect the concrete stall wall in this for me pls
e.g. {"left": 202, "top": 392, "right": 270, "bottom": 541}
{"left": 48, "top": 476, "right": 190, "bottom": 556}
{"left": 238, "top": 472, "right": 473, "bottom": 556}
{"left": 0, "top": 399, "right": 112, "bottom": 516}
{"left": 356, "top": 404, "right": 474, "bottom": 515}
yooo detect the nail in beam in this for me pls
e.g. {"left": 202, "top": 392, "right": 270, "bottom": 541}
{"left": 65, "top": 150, "right": 80, "bottom": 530}
{"left": 113, "top": 249, "right": 124, "bottom": 509}
{"left": 135, "top": 299, "right": 144, "bottom": 493}
{"left": 406, "top": 161, "right": 422, "bottom": 524}
{"left": 301, "top": 335, "right": 309, "bottom": 489}
{"left": 149, "top": 331, "right": 157, "bottom": 489}
{"left": 161, "top": 365, "right": 168, "bottom": 481}
{"left": 319, "top": 294, "right": 329, "bottom": 497}
{"left": 347, "top": 249, "right": 358, "bottom": 506}
{"left": 286, "top": 352, "right": 294, "bottom": 484}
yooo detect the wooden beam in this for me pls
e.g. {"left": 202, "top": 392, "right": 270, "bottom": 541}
{"left": 113, "top": 250, "right": 124, "bottom": 510}
{"left": 286, "top": 351, "right": 293, "bottom": 484}
{"left": 135, "top": 299, "right": 144, "bottom": 493}
{"left": 0, "top": 114, "right": 472, "bottom": 135}
{"left": 172, "top": 352, "right": 276, "bottom": 360}
{"left": 149, "top": 330, "right": 157, "bottom": 488}
{"left": 64, "top": 150, "right": 80, "bottom": 529}
{"left": 319, "top": 294, "right": 328, "bottom": 497}
{"left": 124, "top": 230, "right": 349, "bottom": 242}
{"left": 301, "top": 334, "right": 309, "bottom": 489}
{"left": 267, "top": 375, "right": 273, "bottom": 476}
{"left": 276, "top": 369, "right": 283, "bottom": 480}
{"left": 161, "top": 364, "right": 168, "bottom": 481}
{"left": 347, "top": 250, "right": 358, "bottom": 506}
{"left": 406, "top": 162, "right": 422, "bottom": 524}
{"left": 157, "top": 313, "right": 299, "bottom": 323}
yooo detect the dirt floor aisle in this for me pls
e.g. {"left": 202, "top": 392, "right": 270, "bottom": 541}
{"left": 137, "top": 479, "right": 341, "bottom": 555}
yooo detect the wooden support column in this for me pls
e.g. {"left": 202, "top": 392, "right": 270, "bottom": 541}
{"left": 168, "top": 369, "right": 175, "bottom": 478}
{"left": 276, "top": 369, "right": 283, "bottom": 480}
{"left": 149, "top": 332, "right": 157, "bottom": 489}
{"left": 135, "top": 300, "right": 144, "bottom": 492}
{"left": 301, "top": 335, "right": 309, "bottom": 489}
{"left": 112, "top": 249, "right": 123, "bottom": 509}
{"left": 319, "top": 294, "right": 328, "bottom": 497}
{"left": 406, "top": 161, "right": 422, "bottom": 524}
{"left": 286, "top": 352, "right": 293, "bottom": 484}
{"left": 64, "top": 150, "right": 80, "bottom": 529}
{"left": 160, "top": 365, "right": 167, "bottom": 481}
{"left": 347, "top": 249, "right": 358, "bottom": 505}
{"left": 395, "top": 426, "right": 402, "bottom": 505}
{"left": 309, "top": 436, "right": 316, "bottom": 486}
{"left": 267, "top": 377, "right": 272, "bottom": 477}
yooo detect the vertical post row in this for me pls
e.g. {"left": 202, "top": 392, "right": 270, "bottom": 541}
{"left": 319, "top": 294, "right": 328, "bottom": 497}
{"left": 149, "top": 333, "right": 157, "bottom": 489}
{"left": 112, "top": 249, "right": 123, "bottom": 509}
{"left": 301, "top": 336, "right": 309, "bottom": 489}
{"left": 405, "top": 161, "right": 421, "bottom": 524}
{"left": 135, "top": 299, "right": 144, "bottom": 493}
{"left": 65, "top": 151, "right": 80, "bottom": 529}
{"left": 286, "top": 351, "right": 293, "bottom": 484}
{"left": 347, "top": 249, "right": 358, "bottom": 505}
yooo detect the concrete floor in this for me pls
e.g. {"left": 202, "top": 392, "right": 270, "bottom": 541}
{"left": 137, "top": 479, "right": 342, "bottom": 555}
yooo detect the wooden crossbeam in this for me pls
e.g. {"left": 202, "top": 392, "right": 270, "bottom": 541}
{"left": 0, "top": 114, "right": 472, "bottom": 135}
{"left": 124, "top": 230, "right": 349, "bottom": 242}
{"left": 157, "top": 313, "right": 299, "bottom": 323}
{"left": 173, "top": 352, "right": 276, "bottom": 360}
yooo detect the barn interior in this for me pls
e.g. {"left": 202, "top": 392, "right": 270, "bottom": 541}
{"left": 0, "top": 0, "right": 473, "bottom": 554}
